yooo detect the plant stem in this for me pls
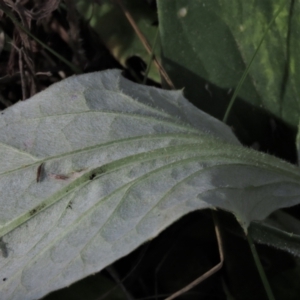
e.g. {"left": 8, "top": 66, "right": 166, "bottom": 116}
{"left": 143, "top": 28, "right": 159, "bottom": 85}
{"left": 246, "top": 233, "right": 276, "bottom": 300}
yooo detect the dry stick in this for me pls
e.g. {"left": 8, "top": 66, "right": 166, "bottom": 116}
{"left": 11, "top": 44, "right": 26, "bottom": 100}
{"left": 20, "top": 48, "right": 37, "bottom": 96}
{"left": 115, "top": 0, "right": 175, "bottom": 89}
{"left": 18, "top": 47, "right": 26, "bottom": 100}
{"left": 164, "top": 211, "right": 224, "bottom": 300}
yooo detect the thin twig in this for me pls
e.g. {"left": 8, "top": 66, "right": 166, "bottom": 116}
{"left": 11, "top": 43, "right": 26, "bottom": 99}
{"left": 18, "top": 47, "right": 26, "bottom": 99}
{"left": 20, "top": 48, "right": 37, "bottom": 96}
{"left": 35, "top": 71, "right": 52, "bottom": 77}
{"left": 164, "top": 211, "right": 224, "bottom": 300}
{"left": 115, "top": 0, "right": 174, "bottom": 89}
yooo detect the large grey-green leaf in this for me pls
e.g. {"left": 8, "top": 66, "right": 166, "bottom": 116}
{"left": 1, "top": 70, "right": 300, "bottom": 300}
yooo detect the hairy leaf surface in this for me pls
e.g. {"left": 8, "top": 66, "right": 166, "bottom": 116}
{"left": 1, "top": 70, "right": 300, "bottom": 299}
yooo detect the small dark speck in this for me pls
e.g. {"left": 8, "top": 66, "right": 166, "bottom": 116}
{"left": 30, "top": 209, "right": 37, "bottom": 216}
{"left": 89, "top": 173, "right": 96, "bottom": 180}
{"left": 29, "top": 203, "right": 46, "bottom": 216}
{"left": 3, "top": 278, "right": 6, "bottom": 281}
{"left": 36, "top": 163, "right": 44, "bottom": 183}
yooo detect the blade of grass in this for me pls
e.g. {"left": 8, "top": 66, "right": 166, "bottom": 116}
{"left": 246, "top": 233, "right": 276, "bottom": 300}
{"left": 0, "top": 3, "right": 82, "bottom": 74}
{"left": 223, "top": 0, "right": 287, "bottom": 124}
{"left": 142, "top": 28, "right": 159, "bottom": 85}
